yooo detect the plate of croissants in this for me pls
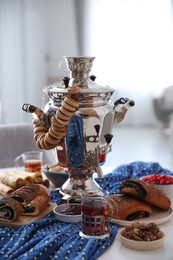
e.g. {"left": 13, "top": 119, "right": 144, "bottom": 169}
{"left": 109, "top": 178, "right": 173, "bottom": 226}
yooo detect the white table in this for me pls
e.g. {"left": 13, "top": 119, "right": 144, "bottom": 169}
{"left": 99, "top": 165, "right": 173, "bottom": 260}
{"left": 98, "top": 217, "right": 173, "bottom": 260}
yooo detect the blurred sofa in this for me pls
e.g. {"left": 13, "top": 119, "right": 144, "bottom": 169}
{"left": 153, "top": 86, "right": 173, "bottom": 129}
{"left": 0, "top": 123, "right": 52, "bottom": 168}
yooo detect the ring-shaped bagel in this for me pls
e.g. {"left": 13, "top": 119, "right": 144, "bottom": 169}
{"left": 62, "top": 101, "right": 76, "bottom": 112}
{"left": 64, "top": 97, "right": 79, "bottom": 108}
{"left": 67, "top": 86, "right": 80, "bottom": 94}
{"left": 55, "top": 110, "right": 70, "bottom": 121}
{"left": 59, "top": 106, "right": 75, "bottom": 117}
{"left": 45, "top": 132, "right": 61, "bottom": 145}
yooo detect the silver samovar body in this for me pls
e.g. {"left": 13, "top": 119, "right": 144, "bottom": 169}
{"left": 23, "top": 56, "right": 134, "bottom": 199}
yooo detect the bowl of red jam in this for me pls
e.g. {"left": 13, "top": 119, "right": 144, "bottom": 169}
{"left": 141, "top": 174, "right": 173, "bottom": 206}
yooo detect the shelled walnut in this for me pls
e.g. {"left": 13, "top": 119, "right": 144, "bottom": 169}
{"left": 121, "top": 222, "right": 164, "bottom": 241}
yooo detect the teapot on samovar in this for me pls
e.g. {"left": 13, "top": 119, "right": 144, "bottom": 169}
{"left": 22, "top": 56, "right": 134, "bottom": 200}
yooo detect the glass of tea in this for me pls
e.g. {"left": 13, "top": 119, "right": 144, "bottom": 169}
{"left": 15, "top": 151, "right": 43, "bottom": 173}
{"left": 79, "top": 189, "right": 117, "bottom": 239}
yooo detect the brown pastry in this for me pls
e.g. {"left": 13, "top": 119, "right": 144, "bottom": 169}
{"left": 108, "top": 194, "right": 152, "bottom": 221}
{"left": 0, "top": 195, "right": 22, "bottom": 222}
{"left": 0, "top": 171, "right": 49, "bottom": 195}
{"left": 19, "top": 171, "right": 43, "bottom": 184}
{"left": 120, "top": 178, "right": 171, "bottom": 210}
{"left": 10, "top": 184, "right": 51, "bottom": 216}
{"left": 0, "top": 171, "right": 24, "bottom": 189}
{"left": 0, "top": 182, "right": 14, "bottom": 194}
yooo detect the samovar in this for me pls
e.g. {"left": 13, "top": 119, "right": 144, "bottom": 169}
{"left": 22, "top": 56, "right": 134, "bottom": 200}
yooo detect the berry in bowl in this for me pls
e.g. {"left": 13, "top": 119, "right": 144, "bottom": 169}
{"left": 141, "top": 174, "right": 173, "bottom": 206}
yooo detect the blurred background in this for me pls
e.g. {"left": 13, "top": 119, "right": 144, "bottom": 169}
{"left": 1, "top": 0, "right": 173, "bottom": 169}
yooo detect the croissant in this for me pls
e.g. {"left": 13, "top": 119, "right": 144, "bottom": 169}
{"left": 120, "top": 178, "right": 171, "bottom": 210}
{"left": 10, "top": 184, "right": 51, "bottom": 216}
{"left": 0, "top": 195, "right": 22, "bottom": 222}
{"left": 0, "top": 171, "right": 24, "bottom": 189}
{"left": 0, "top": 182, "right": 14, "bottom": 194}
{"left": 108, "top": 194, "right": 152, "bottom": 221}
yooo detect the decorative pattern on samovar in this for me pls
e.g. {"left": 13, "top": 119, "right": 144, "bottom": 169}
{"left": 22, "top": 56, "right": 134, "bottom": 199}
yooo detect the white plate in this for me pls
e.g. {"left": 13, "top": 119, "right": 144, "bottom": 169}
{"left": 53, "top": 204, "right": 82, "bottom": 223}
{"left": 110, "top": 207, "right": 173, "bottom": 226}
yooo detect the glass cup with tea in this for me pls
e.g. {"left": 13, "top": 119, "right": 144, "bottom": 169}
{"left": 79, "top": 189, "right": 118, "bottom": 239}
{"left": 15, "top": 151, "right": 43, "bottom": 173}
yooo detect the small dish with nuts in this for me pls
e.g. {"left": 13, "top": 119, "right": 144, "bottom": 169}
{"left": 119, "top": 222, "right": 165, "bottom": 250}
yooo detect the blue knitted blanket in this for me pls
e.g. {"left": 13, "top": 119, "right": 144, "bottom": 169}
{"left": 0, "top": 161, "right": 172, "bottom": 260}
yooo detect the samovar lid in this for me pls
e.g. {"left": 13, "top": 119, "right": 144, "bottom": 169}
{"left": 43, "top": 79, "right": 114, "bottom": 107}
{"left": 43, "top": 56, "right": 115, "bottom": 107}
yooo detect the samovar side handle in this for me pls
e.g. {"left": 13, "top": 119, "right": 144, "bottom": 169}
{"left": 114, "top": 98, "right": 135, "bottom": 123}
{"left": 22, "top": 104, "right": 49, "bottom": 129}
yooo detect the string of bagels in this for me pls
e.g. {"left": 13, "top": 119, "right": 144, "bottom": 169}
{"left": 33, "top": 86, "right": 80, "bottom": 150}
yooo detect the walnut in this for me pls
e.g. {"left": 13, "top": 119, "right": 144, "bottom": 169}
{"left": 121, "top": 222, "right": 164, "bottom": 241}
